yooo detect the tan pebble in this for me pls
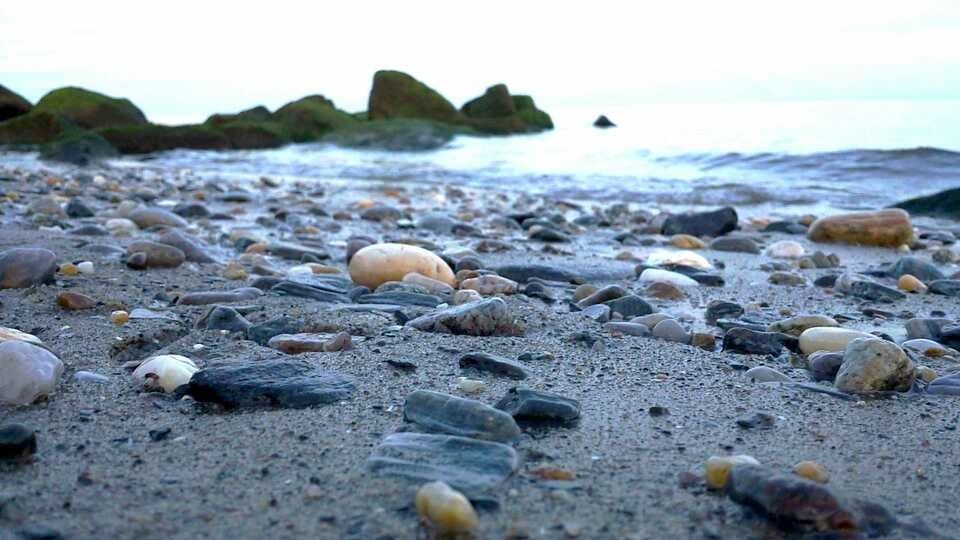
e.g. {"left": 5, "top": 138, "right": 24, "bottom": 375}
{"left": 58, "top": 262, "right": 79, "bottom": 276}
{"left": 669, "top": 234, "right": 706, "bottom": 249}
{"left": 572, "top": 284, "right": 597, "bottom": 302}
{"left": 56, "top": 291, "right": 96, "bottom": 310}
{"left": 807, "top": 209, "right": 912, "bottom": 248}
{"left": 349, "top": 243, "right": 455, "bottom": 289}
{"left": 798, "top": 214, "right": 817, "bottom": 226}
{"left": 897, "top": 244, "right": 911, "bottom": 253}
{"left": 111, "top": 310, "right": 130, "bottom": 325}
{"left": 223, "top": 262, "right": 247, "bottom": 280}
{"left": 529, "top": 466, "right": 575, "bottom": 481}
{"left": 356, "top": 199, "right": 375, "bottom": 209}
{"left": 705, "top": 455, "right": 760, "bottom": 489}
{"left": 415, "top": 481, "right": 478, "bottom": 536}
{"left": 897, "top": 274, "right": 927, "bottom": 293}
{"left": 915, "top": 365, "right": 938, "bottom": 382}
{"left": 460, "top": 275, "right": 518, "bottom": 295}
{"left": 793, "top": 461, "right": 829, "bottom": 483}
{"left": 691, "top": 333, "right": 716, "bottom": 351}
{"left": 645, "top": 281, "right": 684, "bottom": 300}
{"left": 244, "top": 242, "right": 268, "bottom": 254}
{"left": 452, "top": 289, "right": 482, "bottom": 305}
{"left": 308, "top": 264, "right": 340, "bottom": 275}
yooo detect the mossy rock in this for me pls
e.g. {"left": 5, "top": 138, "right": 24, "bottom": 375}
{"left": 323, "top": 119, "right": 474, "bottom": 151}
{"left": 273, "top": 95, "right": 357, "bottom": 142}
{"left": 34, "top": 87, "right": 147, "bottom": 129}
{"left": 97, "top": 124, "right": 229, "bottom": 154}
{"left": 0, "top": 111, "right": 78, "bottom": 145}
{"left": 512, "top": 95, "right": 553, "bottom": 131}
{"left": 462, "top": 84, "right": 516, "bottom": 119}
{"left": 368, "top": 71, "right": 467, "bottom": 125}
{"left": 350, "top": 111, "right": 369, "bottom": 121}
{"left": 206, "top": 106, "right": 272, "bottom": 126}
{"left": 40, "top": 131, "right": 118, "bottom": 166}
{"left": 217, "top": 121, "right": 289, "bottom": 149}
{"left": 0, "top": 84, "right": 32, "bottom": 122}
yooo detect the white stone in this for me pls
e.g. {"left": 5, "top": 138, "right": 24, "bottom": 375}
{"left": 0, "top": 327, "right": 44, "bottom": 346}
{"left": 638, "top": 268, "right": 699, "bottom": 288}
{"left": 456, "top": 376, "right": 486, "bottom": 394}
{"left": 645, "top": 249, "right": 712, "bottom": 270}
{"left": 132, "top": 355, "right": 198, "bottom": 393}
{"left": 0, "top": 341, "right": 63, "bottom": 405}
{"left": 77, "top": 261, "right": 95, "bottom": 274}
{"left": 451, "top": 289, "right": 483, "bottom": 305}
{"left": 799, "top": 327, "right": 876, "bottom": 355}
{"left": 765, "top": 240, "right": 805, "bottom": 259}
{"left": 105, "top": 218, "right": 138, "bottom": 236}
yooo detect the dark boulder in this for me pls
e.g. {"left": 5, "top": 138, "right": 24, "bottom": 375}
{"left": 0, "top": 84, "right": 32, "bottom": 122}
{"left": 40, "top": 131, "right": 117, "bottom": 166}
{"left": 593, "top": 115, "right": 615, "bottom": 128}
{"left": 368, "top": 70, "right": 466, "bottom": 125}
{"left": 272, "top": 95, "right": 356, "bottom": 142}
{"left": 892, "top": 187, "right": 960, "bottom": 220}
{"left": 661, "top": 206, "right": 738, "bottom": 238}
{"left": 34, "top": 86, "right": 147, "bottom": 129}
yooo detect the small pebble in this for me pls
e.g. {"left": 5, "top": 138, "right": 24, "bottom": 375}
{"left": 793, "top": 460, "right": 829, "bottom": 483}
{"left": 705, "top": 454, "right": 760, "bottom": 489}
{"left": 415, "top": 481, "right": 478, "bottom": 536}
{"left": 111, "top": 310, "right": 130, "bottom": 325}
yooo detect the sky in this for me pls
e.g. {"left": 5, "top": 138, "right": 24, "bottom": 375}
{"left": 1, "top": 1, "right": 958, "bottom": 124}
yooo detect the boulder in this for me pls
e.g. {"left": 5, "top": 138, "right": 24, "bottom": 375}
{"left": 39, "top": 131, "right": 117, "bottom": 166}
{"left": 0, "top": 84, "right": 32, "bottom": 121}
{"left": 368, "top": 70, "right": 466, "bottom": 125}
{"left": 98, "top": 123, "right": 230, "bottom": 154}
{"left": 0, "top": 111, "right": 76, "bottom": 145}
{"left": 593, "top": 115, "right": 615, "bottom": 128}
{"left": 893, "top": 187, "right": 960, "bottom": 220}
{"left": 461, "top": 84, "right": 552, "bottom": 134}
{"left": 807, "top": 209, "right": 912, "bottom": 248}
{"left": 34, "top": 86, "right": 147, "bottom": 129}
{"left": 512, "top": 95, "right": 553, "bottom": 131}
{"left": 272, "top": 95, "right": 356, "bottom": 142}
{"left": 323, "top": 119, "right": 464, "bottom": 151}
{"left": 205, "top": 105, "right": 272, "bottom": 126}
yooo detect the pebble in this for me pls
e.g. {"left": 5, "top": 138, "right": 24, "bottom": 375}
{"left": 0, "top": 424, "right": 37, "bottom": 460}
{"left": 887, "top": 255, "right": 944, "bottom": 282}
{"left": 403, "top": 272, "right": 455, "bottom": 296}
{"left": 495, "top": 264, "right": 583, "bottom": 284}
{"left": 129, "top": 207, "right": 188, "bottom": 229}
{"left": 744, "top": 366, "right": 791, "bottom": 383}
{"left": 793, "top": 461, "right": 830, "bottom": 483}
{"left": 572, "top": 284, "right": 597, "bottom": 302}
{"left": 157, "top": 230, "right": 217, "bottom": 263}
{"left": 406, "top": 298, "right": 523, "bottom": 336}
{"left": 652, "top": 319, "right": 690, "bottom": 344}
{"left": 799, "top": 327, "right": 876, "bottom": 355}
{"left": 456, "top": 377, "right": 487, "bottom": 394}
{"left": 187, "top": 359, "right": 355, "bottom": 409}
{"left": 645, "top": 281, "right": 684, "bottom": 299}
{"left": 403, "top": 389, "right": 521, "bottom": 442}
{"left": 415, "top": 481, "right": 479, "bottom": 537}
{"left": 132, "top": 355, "right": 198, "bottom": 393}
{"left": 495, "top": 387, "right": 581, "bottom": 424}
{"left": 196, "top": 305, "right": 252, "bottom": 332}
{"left": 582, "top": 304, "right": 611, "bottom": 323}
{"left": 722, "top": 328, "right": 786, "bottom": 356}
{"left": 0, "top": 341, "right": 64, "bottom": 405}
{"left": 765, "top": 240, "right": 805, "bottom": 258}
{"left": 0, "top": 248, "right": 58, "bottom": 288}
{"left": 807, "top": 208, "right": 912, "bottom": 248}
{"left": 901, "top": 338, "right": 948, "bottom": 358}
{"left": 768, "top": 271, "right": 808, "bottom": 286}
{"left": 74, "top": 371, "right": 110, "bottom": 384}
{"left": 451, "top": 289, "right": 482, "bottom": 305}
{"left": 269, "top": 332, "right": 353, "bottom": 354}
{"left": 631, "top": 313, "right": 674, "bottom": 328}
{"left": 458, "top": 351, "right": 529, "bottom": 379}
{"left": 223, "top": 262, "right": 247, "bottom": 280}
{"left": 808, "top": 351, "right": 844, "bottom": 382}
{"left": 56, "top": 291, "right": 96, "bottom": 310}
{"left": 110, "top": 310, "right": 130, "bottom": 325}
{"left": 602, "top": 322, "right": 651, "bottom": 337}
{"left": 704, "top": 454, "right": 760, "bottom": 489}
{"left": 929, "top": 279, "right": 960, "bottom": 297}
{"left": 735, "top": 412, "right": 776, "bottom": 430}
{"left": 691, "top": 332, "right": 717, "bottom": 351}
{"left": 577, "top": 284, "right": 627, "bottom": 307}
{"left": 126, "top": 241, "right": 186, "bottom": 269}
{"left": 638, "top": 268, "right": 698, "bottom": 288}
{"left": 705, "top": 300, "right": 744, "bottom": 326}
{"left": 460, "top": 275, "right": 518, "bottom": 295}
{"left": 897, "top": 274, "right": 927, "bottom": 293}
{"left": 644, "top": 249, "right": 712, "bottom": 270}
{"left": 835, "top": 338, "right": 914, "bottom": 393}
{"left": 767, "top": 315, "right": 838, "bottom": 337}
{"left": 669, "top": 234, "right": 705, "bottom": 249}
{"left": 661, "top": 206, "right": 738, "bottom": 238}
{"left": 915, "top": 365, "right": 938, "bottom": 383}
{"left": 176, "top": 287, "right": 264, "bottom": 305}
{"left": 77, "top": 261, "right": 95, "bottom": 274}
{"left": 603, "top": 295, "right": 653, "bottom": 318}
{"left": 105, "top": 217, "right": 139, "bottom": 236}
{"left": 709, "top": 236, "right": 760, "bottom": 254}
{"left": 349, "top": 243, "right": 454, "bottom": 289}
{"left": 0, "top": 327, "right": 44, "bottom": 346}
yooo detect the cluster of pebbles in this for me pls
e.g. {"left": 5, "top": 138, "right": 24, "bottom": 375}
{"left": 0, "top": 161, "right": 958, "bottom": 538}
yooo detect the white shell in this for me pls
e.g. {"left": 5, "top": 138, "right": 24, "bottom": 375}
{"left": 132, "top": 355, "right": 198, "bottom": 393}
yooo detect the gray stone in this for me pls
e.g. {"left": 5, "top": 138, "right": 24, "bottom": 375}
{"left": 0, "top": 424, "right": 36, "bottom": 460}
{"left": 367, "top": 432, "right": 518, "bottom": 501}
{"left": 710, "top": 236, "right": 760, "bottom": 254}
{"left": 602, "top": 322, "right": 651, "bottom": 337}
{"left": 929, "top": 280, "right": 960, "bottom": 297}
{"left": 835, "top": 338, "right": 914, "bottom": 393}
{"left": 495, "top": 264, "right": 583, "bottom": 284}
{"left": 246, "top": 317, "right": 302, "bottom": 346}
{"left": 722, "top": 328, "right": 786, "bottom": 356}
{"left": 652, "top": 319, "right": 690, "bottom": 344}
{"left": 126, "top": 241, "right": 186, "bottom": 269}
{"left": 744, "top": 366, "right": 792, "bottom": 383}
{"left": 156, "top": 230, "right": 217, "bottom": 263}
{"left": 495, "top": 387, "right": 580, "bottom": 424}
{"left": 577, "top": 285, "right": 627, "bottom": 307}
{"left": 129, "top": 207, "right": 188, "bottom": 229}
{"left": 706, "top": 300, "right": 743, "bottom": 326}
{"left": 808, "top": 351, "right": 844, "bottom": 382}
{"left": 406, "top": 298, "right": 523, "bottom": 336}
{"left": 176, "top": 287, "right": 263, "bottom": 306}
{"left": 661, "top": 207, "right": 738, "bottom": 238}
{"left": 269, "top": 281, "right": 350, "bottom": 303}
{"left": 196, "top": 306, "right": 251, "bottom": 332}
{"left": 581, "top": 304, "right": 611, "bottom": 323}
{"left": 604, "top": 294, "right": 653, "bottom": 318}
{"left": 458, "top": 352, "right": 529, "bottom": 380}
{"left": 267, "top": 242, "right": 329, "bottom": 261}
{"left": 904, "top": 318, "right": 950, "bottom": 341}
{"left": 357, "top": 291, "right": 442, "bottom": 307}
{"left": 403, "top": 390, "right": 521, "bottom": 442}
{"left": 187, "top": 359, "right": 354, "bottom": 409}
{"left": 0, "top": 248, "right": 57, "bottom": 289}
{"left": 887, "top": 256, "right": 945, "bottom": 282}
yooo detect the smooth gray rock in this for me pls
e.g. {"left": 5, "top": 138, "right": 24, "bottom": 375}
{"left": 722, "top": 328, "right": 786, "bottom": 356}
{"left": 904, "top": 318, "right": 950, "bottom": 341}
{"left": 603, "top": 322, "right": 651, "bottom": 337}
{"left": 706, "top": 300, "right": 744, "bottom": 326}
{"left": 196, "top": 305, "right": 251, "bottom": 332}
{"left": 494, "top": 264, "right": 583, "bottom": 284}
{"left": 176, "top": 287, "right": 263, "bottom": 306}
{"left": 406, "top": 298, "right": 523, "bottom": 336}
{"left": 187, "top": 360, "right": 354, "bottom": 409}
{"left": 0, "top": 248, "right": 57, "bottom": 289}
{"left": 808, "top": 351, "right": 844, "bottom": 382}
{"left": 745, "top": 366, "right": 791, "bottom": 383}
{"left": 604, "top": 295, "right": 653, "bottom": 318}
{"left": 652, "top": 319, "right": 690, "bottom": 344}
{"left": 403, "top": 390, "right": 521, "bottom": 442}
{"left": 458, "top": 352, "right": 529, "bottom": 380}
{"left": 495, "top": 387, "right": 580, "bottom": 424}
{"left": 929, "top": 280, "right": 960, "bottom": 297}
{"left": 887, "top": 256, "right": 945, "bottom": 282}
{"left": 710, "top": 236, "right": 760, "bottom": 254}
{"left": 156, "top": 230, "right": 217, "bottom": 263}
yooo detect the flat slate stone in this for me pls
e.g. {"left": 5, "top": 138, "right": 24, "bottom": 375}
{"left": 367, "top": 432, "right": 518, "bottom": 501}
{"left": 270, "top": 281, "right": 350, "bottom": 303}
{"left": 722, "top": 328, "right": 787, "bottom": 356}
{"left": 458, "top": 352, "right": 529, "bottom": 379}
{"left": 929, "top": 280, "right": 960, "bottom": 297}
{"left": 187, "top": 359, "right": 354, "bottom": 409}
{"left": 403, "top": 390, "right": 521, "bottom": 442}
{"left": 495, "top": 264, "right": 583, "bottom": 284}
{"left": 357, "top": 291, "right": 442, "bottom": 307}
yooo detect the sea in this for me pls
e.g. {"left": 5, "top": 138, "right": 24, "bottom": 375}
{"left": 12, "top": 100, "right": 960, "bottom": 218}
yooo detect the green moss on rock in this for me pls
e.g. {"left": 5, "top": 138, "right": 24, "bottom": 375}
{"left": 368, "top": 71, "right": 466, "bottom": 125}
{"left": 462, "top": 84, "right": 516, "bottom": 119}
{"left": 206, "top": 106, "right": 272, "bottom": 126}
{"left": 273, "top": 95, "right": 357, "bottom": 142}
{"left": 0, "top": 111, "right": 77, "bottom": 145}
{"left": 34, "top": 87, "right": 147, "bottom": 129}
{"left": 0, "top": 84, "right": 32, "bottom": 122}
{"left": 512, "top": 95, "right": 553, "bottom": 131}
{"left": 461, "top": 85, "right": 553, "bottom": 134}
{"left": 40, "top": 131, "right": 118, "bottom": 166}
{"left": 217, "top": 121, "right": 289, "bottom": 149}
{"left": 97, "top": 124, "right": 230, "bottom": 154}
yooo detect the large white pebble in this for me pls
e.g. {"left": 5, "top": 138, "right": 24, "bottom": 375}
{"left": 132, "top": 355, "right": 198, "bottom": 393}
{"left": 765, "top": 240, "right": 805, "bottom": 259}
{"left": 349, "top": 243, "right": 455, "bottom": 289}
{"left": 0, "top": 327, "right": 44, "bottom": 346}
{"left": 799, "top": 327, "right": 875, "bottom": 355}
{"left": 0, "top": 341, "right": 63, "bottom": 405}
{"left": 645, "top": 249, "right": 712, "bottom": 270}
{"left": 638, "top": 268, "right": 699, "bottom": 288}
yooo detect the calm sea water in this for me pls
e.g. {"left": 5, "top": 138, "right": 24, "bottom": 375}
{"left": 81, "top": 100, "right": 960, "bottom": 216}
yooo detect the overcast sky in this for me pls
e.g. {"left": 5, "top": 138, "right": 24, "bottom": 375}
{"left": 2, "top": 1, "right": 958, "bottom": 124}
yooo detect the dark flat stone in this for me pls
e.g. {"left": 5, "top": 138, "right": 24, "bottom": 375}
{"left": 495, "top": 387, "right": 580, "bottom": 425}
{"left": 187, "top": 360, "right": 354, "bottom": 409}
{"left": 458, "top": 352, "right": 529, "bottom": 379}
{"left": 403, "top": 390, "right": 521, "bottom": 442}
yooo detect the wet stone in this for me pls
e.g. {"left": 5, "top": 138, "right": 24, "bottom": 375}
{"left": 837, "top": 275, "right": 906, "bottom": 303}
{"left": 172, "top": 202, "right": 211, "bottom": 218}
{"left": 65, "top": 198, "right": 95, "bottom": 218}
{"left": 245, "top": 317, "right": 302, "bottom": 346}
{"left": 661, "top": 206, "right": 738, "bottom": 238}
{"left": 156, "top": 230, "right": 217, "bottom": 263}
{"left": 722, "top": 328, "right": 787, "bottom": 356}
{"left": 0, "top": 248, "right": 57, "bottom": 289}
{"left": 494, "top": 387, "right": 580, "bottom": 425}
{"left": 929, "top": 279, "right": 960, "bottom": 297}
{"left": 357, "top": 291, "right": 442, "bottom": 307}
{"left": 577, "top": 285, "right": 627, "bottom": 307}
{"left": 458, "top": 352, "right": 529, "bottom": 380}
{"left": 404, "top": 390, "right": 521, "bottom": 442}
{"left": 710, "top": 236, "right": 760, "bottom": 254}
{"left": 196, "top": 305, "right": 251, "bottom": 332}
{"left": 177, "top": 287, "right": 263, "bottom": 305}
{"left": 706, "top": 300, "right": 744, "bottom": 326}
{"left": 126, "top": 241, "right": 186, "bottom": 269}
{"left": 0, "top": 424, "right": 37, "bottom": 460}
{"left": 56, "top": 291, "right": 96, "bottom": 310}
{"left": 406, "top": 298, "right": 523, "bottom": 336}
{"left": 495, "top": 264, "right": 583, "bottom": 284}
{"left": 69, "top": 224, "right": 109, "bottom": 236}
{"left": 887, "top": 256, "right": 945, "bottom": 282}
{"left": 604, "top": 295, "right": 653, "bottom": 318}
{"left": 808, "top": 351, "right": 844, "bottom": 382}
{"left": 367, "top": 432, "right": 518, "bottom": 501}
{"left": 187, "top": 359, "right": 355, "bottom": 409}
{"left": 267, "top": 242, "right": 329, "bottom": 261}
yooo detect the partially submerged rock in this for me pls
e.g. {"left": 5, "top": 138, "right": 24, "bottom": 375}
{"left": 34, "top": 86, "right": 147, "bottom": 129}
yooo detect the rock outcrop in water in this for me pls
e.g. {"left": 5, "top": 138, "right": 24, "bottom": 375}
{"left": 368, "top": 70, "right": 467, "bottom": 125}
{"left": 0, "top": 84, "right": 32, "bottom": 122}
{"left": 893, "top": 187, "right": 960, "bottom": 219}
{"left": 461, "top": 84, "right": 554, "bottom": 134}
